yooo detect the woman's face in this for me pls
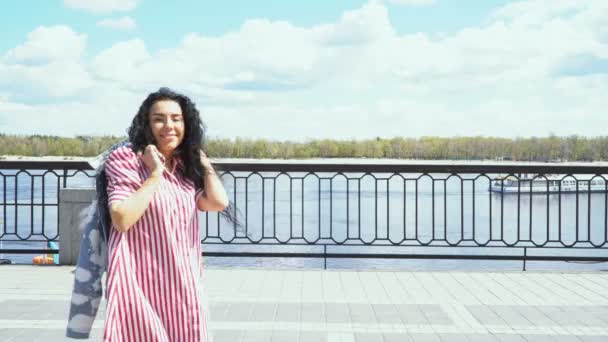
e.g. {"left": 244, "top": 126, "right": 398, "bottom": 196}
{"left": 148, "top": 100, "right": 185, "bottom": 158}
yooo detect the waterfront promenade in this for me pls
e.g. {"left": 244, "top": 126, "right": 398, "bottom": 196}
{"left": 0, "top": 266, "right": 607, "bottom": 341}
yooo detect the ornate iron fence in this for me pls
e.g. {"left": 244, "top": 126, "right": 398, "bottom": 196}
{"left": 1, "top": 159, "right": 607, "bottom": 269}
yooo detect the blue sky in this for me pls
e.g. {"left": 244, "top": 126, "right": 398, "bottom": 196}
{"left": 1, "top": 0, "right": 607, "bottom": 140}
{"left": 2, "top": 0, "right": 511, "bottom": 53}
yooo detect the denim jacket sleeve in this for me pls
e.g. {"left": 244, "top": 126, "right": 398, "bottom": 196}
{"left": 66, "top": 140, "right": 130, "bottom": 339}
{"left": 65, "top": 200, "right": 107, "bottom": 339}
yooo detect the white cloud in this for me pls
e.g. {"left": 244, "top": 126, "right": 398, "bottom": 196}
{"left": 0, "top": 62, "right": 92, "bottom": 98}
{"left": 387, "top": 0, "right": 436, "bottom": 6}
{"left": 3, "top": 26, "right": 86, "bottom": 64}
{"left": 1, "top": 0, "right": 608, "bottom": 140}
{"left": 96, "top": 16, "right": 136, "bottom": 30}
{"left": 63, "top": 0, "right": 140, "bottom": 14}
{"left": 0, "top": 26, "right": 91, "bottom": 99}
{"left": 91, "top": 39, "right": 150, "bottom": 84}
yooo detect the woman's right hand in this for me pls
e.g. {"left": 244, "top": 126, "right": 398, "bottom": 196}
{"left": 137, "top": 144, "right": 165, "bottom": 176}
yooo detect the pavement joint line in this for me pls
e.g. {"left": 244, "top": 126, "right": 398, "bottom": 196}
{"left": 1, "top": 320, "right": 606, "bottom": 336}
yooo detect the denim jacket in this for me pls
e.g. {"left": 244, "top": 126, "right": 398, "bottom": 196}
{"left": 65, "top": 140, "right": 130, "bottom": 339}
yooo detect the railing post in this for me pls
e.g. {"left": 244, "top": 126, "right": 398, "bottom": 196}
{"left": 324, "top": 245, "right": 327, "bottom": 270}
{"left": 59, "top": 188, "right": 96, "bottom": 265}
{"left": 522, "top": 247, "right": 527, "bottom": 271}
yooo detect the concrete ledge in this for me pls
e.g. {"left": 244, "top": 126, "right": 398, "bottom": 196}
{"left": 58, "top": 188, "right": 95, "bottom": 265}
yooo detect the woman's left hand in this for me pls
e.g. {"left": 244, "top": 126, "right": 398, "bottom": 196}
{"left": 199, "top": 150, "right": 212, "bottom": 168}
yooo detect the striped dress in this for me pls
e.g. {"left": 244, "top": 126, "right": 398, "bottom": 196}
{"left": 103, "top": 145, "right": 209, "bottom": 341}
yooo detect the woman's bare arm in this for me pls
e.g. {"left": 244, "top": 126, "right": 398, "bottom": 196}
{"left": 196, "top": 151, "right": 229, "bottom": 212}
{"left": 110, "top": 171, "right": 162, "bottom": 232}
{"left": 110, "top": 145, "right": 165, "bottom": 232}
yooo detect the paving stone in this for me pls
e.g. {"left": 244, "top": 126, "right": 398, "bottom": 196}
{"left": 383, "top": 333, "right": 414, "bottom": 342}
{"left": 301, "top": 302, "right": 325, "bottom": 323}
{"left": 437, "top": 333, "right": 471, "bottom": 342}
{"left": 271, "top": 330, "right": 297, "bottom": 342}
{"left": 225, "top": 302, "right": 254, "bottom": 321}
{"left": 0, "top": 300, "right": 69, "bottom": 320}
{"left": 494, "top": 334, "right": 529, "bottom": 342}
{"left": 465, "top": 334, "right": 501, "bottom": 342}
{"left": 408, "top": 333, "right": 442, "bottom": 342}
{"left": 577, "top": 336, "right": 608, "bottom": 342}
{"left": 354, "top": 332, "right": 384, "bottom": 342}
{"left": 299, "top": 330, "right": 327, "bottom": 342}
{"left": 372, "top": 304, "right": 402, "bottom": 325}
{"left": 516, "top": 306, "right": 556, "bottom": 326}
{"left": 325, "top": 303, "right": 350, "bottom": 324}
{"left": 213, "top": 329, "right": 243, "bottom": 342}
{"left": 466, "top": 305, "right": 506, "bottom": 325}
{"left": 418, "top": 304, "right": 452, "bottom": 325}
{"left": 395, "top": 304, "right": 430, "bottom": 324}
{"left": 492, "top": 306, "right": 534, "bottom": 327}
{"left": 349, "top": 303, "right": 376, "bottom": 324}
{"left": 251, "top": 302, "right": 277, "bottom": 321}
{"left": 276, "top": 303, "right": 301, "bottom": 322}
{"left": 246, "top": 330, "right": 273, "bottom": 342}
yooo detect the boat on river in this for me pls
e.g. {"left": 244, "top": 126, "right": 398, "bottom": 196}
{"left": 490, "top": 174, "right": 608, "bottom": 193}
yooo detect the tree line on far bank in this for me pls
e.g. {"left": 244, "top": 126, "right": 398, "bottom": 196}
{"left": 1, "top": 134, "right": 607, "bottom": 162}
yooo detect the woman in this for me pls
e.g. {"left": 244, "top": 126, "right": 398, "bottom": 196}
{"left": 103, "top": 87, "right": 229, "bottom": 341}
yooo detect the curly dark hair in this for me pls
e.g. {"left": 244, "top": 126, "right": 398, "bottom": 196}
{"left": 127, "top": 87, "right": 241, "bottom": 229}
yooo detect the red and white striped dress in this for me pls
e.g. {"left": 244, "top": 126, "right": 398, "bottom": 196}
{"left": 103, "top": 145, "right": 209, "bottom": 341}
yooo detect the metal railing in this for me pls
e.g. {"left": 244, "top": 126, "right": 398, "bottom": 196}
{"left": 1, "top": 159, "right": 608, "bottom": 269}
{"left": 0, "top": 161, "right": 93, "bottom": 257}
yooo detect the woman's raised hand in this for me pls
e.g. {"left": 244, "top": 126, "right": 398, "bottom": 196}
{"left": 138, "top": 144, "right": 165, "bottom": 176}
{"left": 199, "top": 149, "right": 213, "bottom": 167}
